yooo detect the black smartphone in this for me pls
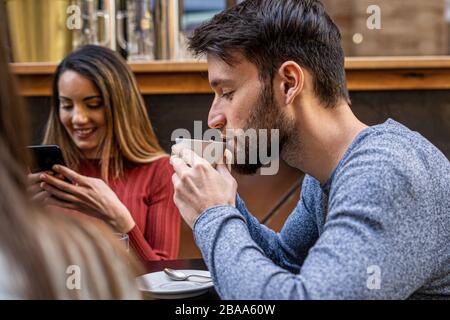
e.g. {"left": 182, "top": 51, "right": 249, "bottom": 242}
{"left": 27, "top": 145, "right": 67, "bottom": 174}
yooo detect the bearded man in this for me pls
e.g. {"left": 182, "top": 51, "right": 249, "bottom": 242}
{"left": 170, "top": 0, "right": 450, "bottom": 299}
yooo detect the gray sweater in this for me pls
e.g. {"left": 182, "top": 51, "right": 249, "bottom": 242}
{"left": 194, "top": 119, "right": 450, "bottom": 299}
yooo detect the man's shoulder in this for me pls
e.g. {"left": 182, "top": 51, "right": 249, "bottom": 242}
{"left": 342, "top": 119, "right": 449, "bottom": 176}
{"left": 330, "top": 119, "right": 449, "bottom": 215}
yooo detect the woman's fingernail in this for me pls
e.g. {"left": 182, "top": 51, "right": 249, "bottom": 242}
{"left": 53, "top": 165, "right": 59, "bottom": 171}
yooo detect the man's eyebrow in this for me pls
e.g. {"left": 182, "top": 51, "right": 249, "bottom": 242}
{"left": 210, "top": 79, "right": 234, "bottom": 88}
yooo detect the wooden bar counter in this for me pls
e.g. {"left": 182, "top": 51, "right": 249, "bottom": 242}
{"left": 10, "top": 56, "right": 450, "bottom": 97}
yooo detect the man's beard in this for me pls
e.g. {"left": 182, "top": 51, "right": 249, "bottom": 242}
{"left": 229, "top": 82, "right": 297, "bottom": 175}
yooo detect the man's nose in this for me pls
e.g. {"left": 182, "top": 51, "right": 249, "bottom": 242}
{"left": 208, "top": 107, "right": 226, "bottom": 129}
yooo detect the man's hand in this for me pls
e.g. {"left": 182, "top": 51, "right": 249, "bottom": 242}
{"left": 170, "top": 144, "right": 237, "bottom": 229}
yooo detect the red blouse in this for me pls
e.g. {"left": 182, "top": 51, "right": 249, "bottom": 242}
{"left": 78, "top": 156, "right": 180, "bottom": 261}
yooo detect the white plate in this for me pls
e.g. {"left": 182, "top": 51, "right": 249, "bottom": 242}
{"left": 137, "top": 270, "right": 213, "bottom": 299}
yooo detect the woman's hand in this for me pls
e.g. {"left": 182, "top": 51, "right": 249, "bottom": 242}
{"left": 39, "top": 165, "right": 136, "bottom": 233}
{"left": 27, "top": 171, "right": 53, "bottom": 204}
{"left": 28, "top": 170, "right": 68, "bottom": 203}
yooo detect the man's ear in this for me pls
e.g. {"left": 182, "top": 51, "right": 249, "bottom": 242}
{"left": 277, "top": 61, "right": 304, "bottom": 105}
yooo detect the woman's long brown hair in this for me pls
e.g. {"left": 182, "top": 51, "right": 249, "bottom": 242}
{"left": 43, "top": 45, "right": 166, "bottom": 182}
{"left": 0, "top": 29, "right": 142, "bottom": 299}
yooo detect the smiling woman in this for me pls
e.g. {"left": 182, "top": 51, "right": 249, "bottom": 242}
{"left": 57, "top": 70, "right": 107, "bottom": 160}
{"left": 27, "top": 45, "right": 181, "bottom": 262}
{"left": 45, "top": 45, "right": 166, "bottom": 180}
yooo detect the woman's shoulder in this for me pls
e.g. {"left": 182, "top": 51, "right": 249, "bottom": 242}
{"left": 125, "top": 156, "right": 173, "bottom": 181}
{"left": 135, "top": 155, "right": 172, "bottom": 172}
{"left": 128, "top": 156, "right": 175, "bottom": 198}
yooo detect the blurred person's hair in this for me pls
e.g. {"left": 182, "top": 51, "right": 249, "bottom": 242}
{"left": 188, "top": 0, "right": 350, "bottom": 108}
{"left": 0, "top": 30, "right": 143, "bottom": 299}
{"left": 44, "top": 45, "right": 166, "bottom": 182}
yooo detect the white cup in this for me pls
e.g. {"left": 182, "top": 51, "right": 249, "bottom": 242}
{"left": 175, "top": 138, "right": 230, "bottom": 168}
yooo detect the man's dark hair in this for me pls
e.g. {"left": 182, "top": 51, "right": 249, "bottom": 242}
{"left": 188, "top": 0, "right": 350, "bottom": 107}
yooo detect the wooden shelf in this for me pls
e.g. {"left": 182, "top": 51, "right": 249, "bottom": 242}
{"left": 10, "top": 57, "right": 450, "bottom": 96}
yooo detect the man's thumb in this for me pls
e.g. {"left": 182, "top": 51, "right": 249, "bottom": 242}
{"left": 216, "top": 162, "right": 232, "bottom": 177}
{"left": 217, "top": 149, "right": 233, "bottom": 176}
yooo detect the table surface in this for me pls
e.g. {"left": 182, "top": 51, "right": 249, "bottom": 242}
{"left": 141, "top": 259, "right": 220, "bottom": 300}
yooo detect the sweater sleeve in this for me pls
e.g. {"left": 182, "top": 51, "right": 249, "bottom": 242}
{"left": 193, "top": 144, "right": 444, "bottom": 299}
{"left": 128, "top": 158, "right": 181, "bottom": 261}
{"left": 235, "top": 179, "right": 319, "bottom": 273}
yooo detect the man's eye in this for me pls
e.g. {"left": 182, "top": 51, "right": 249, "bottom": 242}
{"left": 222, "top": 91, "right": 235, "bottom": 100}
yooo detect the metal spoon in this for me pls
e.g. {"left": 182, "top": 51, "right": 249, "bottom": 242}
{"left": 163, "top": 268, "right": 212, "bottom": 282}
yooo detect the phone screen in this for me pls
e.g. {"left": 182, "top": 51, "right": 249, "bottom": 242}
{"left": 27, "top": 145, "right": 67, "bottom": 173}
